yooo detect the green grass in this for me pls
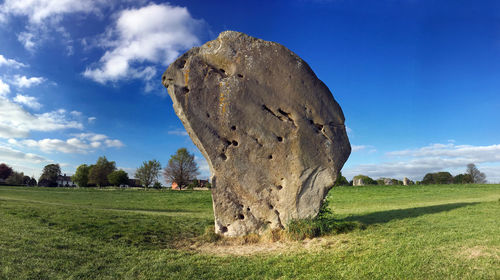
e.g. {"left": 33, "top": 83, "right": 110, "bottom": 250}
{"left": 0, "top": 184, "right": 499, "bottom": 279}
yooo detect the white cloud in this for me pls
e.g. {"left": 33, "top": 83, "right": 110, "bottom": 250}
{"left": 17, "top": 133, "right": 124, "bottom": 154}
{"left": 18, "top": 31, "right": 36, "bottom": 51}
{"left": 70, "top": 110, "right": 82, "bottom": 117}
{"left": 0, "top": 144, "right": 47, "bottom": 163}
{"left": 351, "top": 145, "right": 366, "bottom": 152}
{"left": 343, "top": 142, "right": 500, "bottom": 182}
{"left": 346, "top": 126, "right": 353, "bottom": 136}
{"left": 83, "top": 3, "right": 203, "bottom": 86}
{"left": 0, "top": 79, "right": 10, "bottom": 97}
{"left": 13, "top": 94, "right": 42, "bottom": 109}
{"left": 195, "top": 155, "right": 210, "bottom": 179}
{"left": 13, "top": 75, "right": 45, "bottom": 88}
{"left": 0, "top": 54, "right": 27, "bottom": 68}
{"left": 0, "top": 0, "right": 100, "bottom": 24}
{"left": 88, "top": 116, "right": 97, "bottom": 123}
{"left": 0, "top": 0, "right": 107, "bottom": 51}
{"left": 0, "top": 97, "right": 82, "bottom": 138}
{"left": 167, "top": 129, "right": 188, "bottom": 136}
{"left": 387, "top": 143, "right": 500, "bottom": 163}
{"left": 104, "top": 139, "right": 124, "bottom": 148}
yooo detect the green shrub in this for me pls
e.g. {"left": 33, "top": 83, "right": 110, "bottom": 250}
{"left": 422, "top": 172, "right": 453, "bottom": 184}
{"left": 286, "top": 197, "right": 361, "bottom": 240}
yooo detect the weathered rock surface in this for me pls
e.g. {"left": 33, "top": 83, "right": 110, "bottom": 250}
{"left": 353, "top": 178, "right": 364, "bottom": 186}
{"left": 403, "top": 177, "right": 413, "bottom": 186}
{"left": 162, "top": 31, "right": 351, "bottom": 236}
{"left": 384, "top": 178, "right": 394, "bottom": 185}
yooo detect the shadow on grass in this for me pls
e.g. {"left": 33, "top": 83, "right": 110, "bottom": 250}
{"left": 341, "top": 202, "right": 479, "bottom": 225}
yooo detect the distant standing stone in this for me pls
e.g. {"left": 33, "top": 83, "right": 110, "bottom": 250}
{"left": 162, "top": 31, "right": 351, "bottom": 236}
{"left": 353, "top": 178, "right": 364, "bottom": 186}
{"left": 403, "top": 177, "right": 412, "bottom": 186}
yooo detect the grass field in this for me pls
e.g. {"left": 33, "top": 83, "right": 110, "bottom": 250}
{"left": 0, "top": 184, "right": 499, "bottom": 279}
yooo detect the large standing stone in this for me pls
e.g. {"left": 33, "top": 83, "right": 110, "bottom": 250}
{"left": 162, "top": 31, "right": 351, "bottom": 236}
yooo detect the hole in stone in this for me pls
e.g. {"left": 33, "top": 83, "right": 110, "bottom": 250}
{"left": 220, "top": 153, "right": 227, "bottom": 160}
{"left": 225, "top": 140, "right": 231, "bottom": 146}
{"left": 328, "top": 159, "right": 332, "bottom": 162}
{"left": 247, "top": 207, "right": 250, "bottom": 211}
{"left": 221, "top": 226, "right": 228, "bottom": 233}
{"left": 232, "top": 140, "right": 238, "bottom": 146}
{"left": 237, "top": 74, "right": 243, "bottom": 78}
{"left": 280, "top": 178, "right": 284, "bottom": 181}
{"left": 268, "top": 155, "right": 273, "bottom": 159}
{"left": 207, "top": 113, "right": 210, "bottom": 118}
{"left": 162, "top": 75, "right": 166, "bottom": 81}
{"left": 238, "top": 214, "right": 245, "bottom": 220}
{"left": 269, "top": 204, "right": 274, "bottom": 209}
{"left": 277, "top": 136, "right": 283, "bottom": 142}
{"left": 274, "top": 210, "right": 280, "bottom": 216}
{"left": 179, "top": 60, "right": 186, "bottom": 68}
{"left": 276, "top": 185, "right": 283, "bottom": 190}
{"left": 219, "top": 68, "right": 226, "bottom": 74}
{"left": 231, "top": 125, "right": 236, "bottom": 130}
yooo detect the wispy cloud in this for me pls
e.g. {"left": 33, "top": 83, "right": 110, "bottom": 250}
{"left": 0, "top": 54, "right": 27, "bottom": 68}
{"left": 167, "top": 129, "right": 188, "bottom": 136}
{"left": 0, "top": 78, "right": 10, "bottom": 97}
{"left": 11, "top": 133, "right": 124, "bottom": 154}
{"left": 0, "top": 97, "right": 83, "bottom": 138}
{"left": 13, "top": 94, "right": 42, "bottom": 109}
{"left": 0, "top": 144, "right": 48, "bottom": 163}
{"left": 0, "top": 0, "right": 105, "bottom": 51}
{"left": 83, "top": 3, "right": 204, "bottom": 91}
{"left": 12, "top": 75, "right": 45, "bottom": 88}
{"left": 343, "top": 142, "right": 500, "bottom": 182}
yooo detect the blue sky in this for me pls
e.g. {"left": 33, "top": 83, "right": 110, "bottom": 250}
{"left": 1, "top": 0, "right": 500, "bottom": 182}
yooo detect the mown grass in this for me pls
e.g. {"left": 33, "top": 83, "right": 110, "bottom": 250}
{"left": 0, "top": 184, "right": 499, "bottom": 279}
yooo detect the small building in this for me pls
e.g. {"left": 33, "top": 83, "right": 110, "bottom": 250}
{"left": 56, "top": 174, "right": 75, "bottom": 187}
{"left": 171, "top": 181, "right": 180, "bottom": 190}
{"left": 171, "top": 179, "right": 210, "bottom": 190}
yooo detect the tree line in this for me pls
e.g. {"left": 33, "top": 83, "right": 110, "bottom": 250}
{"left": 0, "top": 148, "right": 203, "bottom": 189}
{"left": 335, "top": 163, "right": 487, "bottom": 186}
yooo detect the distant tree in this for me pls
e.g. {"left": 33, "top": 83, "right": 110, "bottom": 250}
{"left": 152, "top": 181, "right": 163, "bottom": 189}
{"left": 333, "top": 172, "right": 349, "bottom": 186}
{"left": 88, "top": 156, "right": 116, "bottom": 187}
{"left": 466, "top": 163, "right": 486, "bottom": 183}
{"left": 163, "top": 148, "right": 199, "bottom": 189}
{"left": 22, "top": 175, "right": 31, "bottom": 185}
{"left": 72, "top": 164, "right": 91, "bottom": 187}
{"left": 135, "top": 159, "right": 162, "bottom": 188}
{"left": 453, "top": 173, "right": 473, "bottom": 184}
{"left": 353, "top": 174, "right": 377, "bottom": 185}
{"left": 39, "top": 164, "right": 61, "bottom": 187}
{"left": 421, "top": 172, "right": 453, "bottom": 185}
{"left": 28, "top": 177, "right": 37, "bottom": 186}
{"left": 0, "top": 163, "right": 13, "bottom": 180}
{"left": 108, "top": 170, "right": 129, "bottom": 187}
{"left": 6, "top": 171, "right": 24, "bottom": 185}
{"left": 391, "top": 179, "right": 403, "bottom": 185}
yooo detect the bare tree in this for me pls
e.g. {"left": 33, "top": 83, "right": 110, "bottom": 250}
{"left": 466, "top": 163, "right": 486, "bottom": 183}
{"left": 163, "top": 148, "right": 199, "bottom": 189}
